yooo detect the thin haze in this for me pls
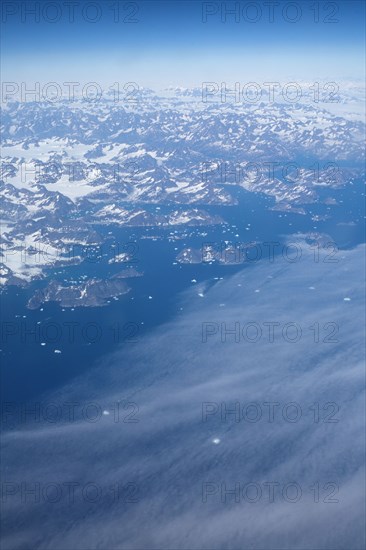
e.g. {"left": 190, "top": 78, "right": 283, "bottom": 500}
{"left": 2, "top": 242, "right": 365, "bottom": 549}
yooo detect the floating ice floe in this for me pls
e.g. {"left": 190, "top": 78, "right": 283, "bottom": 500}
{"left": 148, "top": 295, "right": 153, "bottom": 300}
{"left": 198, "top": 293, "right": 204, "bottom": 298}
{"left": 41, "top": 343, "right": 46, "bottom": 346}
{"left": 343, "top": 297, "right": 351, "bottom": 301}
{"left": 191, "top": 279, "right": 197, "bottom": 283}
{"left": 212, "top": 438, "right": 221, "bottom": 445}
{"left": 54, "top": 349, "right": 62, "bottom": 354}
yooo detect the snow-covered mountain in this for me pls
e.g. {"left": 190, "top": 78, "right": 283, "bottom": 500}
{"left": 1, "top": 88, "right": 364, "bottom": 286}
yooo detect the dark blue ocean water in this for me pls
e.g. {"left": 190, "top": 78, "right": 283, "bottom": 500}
{"left": 1, "top": 181, "right": 364, "bottom": 406}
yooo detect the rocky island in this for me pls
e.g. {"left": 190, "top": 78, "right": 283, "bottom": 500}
{"left": 27, "top": 277, "right": 131, "bottom": 309}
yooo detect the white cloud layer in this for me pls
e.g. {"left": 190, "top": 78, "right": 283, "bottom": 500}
{"left": 2, "top": 243, "right": 365, "bottom": 549}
